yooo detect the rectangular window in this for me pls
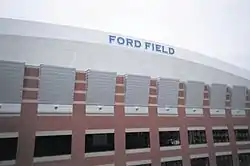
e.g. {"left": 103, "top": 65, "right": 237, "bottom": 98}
{"left": 34, "top": 135, "right": 72, "bottom": 157}
{"left": 191, "top": 157, "right": 210, "bottom": 166}
{"left": 126, "top": 132, "right": 150, "bottom": 150}
{"left": 159, "top": 131, "right": 181, "bottom": 147}
{"left": 161, "top": 160, "right": 183, "bottom": 166}
{"left": 216, "top": 155, "right": 233, "bottom": 166}
{"left": 235, "top": 129, "right": 250, "bottom": 141}
{"left": 239, "top": 153, "right": 250, "bottom": 166}
{"left": 0, "top": 137, "right": 18, "bottom": 161}
{"left": 85, "top": 133, "right": 114, "bottom": 153}
{"left": 188, "top": 130, "right": 207, "bottom": 144}
{"left": 213, "top": 130, "right": 230, "bottom": 143}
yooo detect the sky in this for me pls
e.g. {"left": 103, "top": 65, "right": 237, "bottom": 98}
{"left": 0, "top": 0, "right": 250, "bottom": 70}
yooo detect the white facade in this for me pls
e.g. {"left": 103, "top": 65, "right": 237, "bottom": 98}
{"left": 0, "top": 18, "right": 250, "bottom": 87}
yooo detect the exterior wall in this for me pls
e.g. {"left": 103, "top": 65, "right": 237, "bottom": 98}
{"left": 0, "top": 65, "right": 250, "bottom": 166}
{"left": 0, "top": 18, "right": 250, "bottom": 85}
{"left": 1, "top": 18, "right": 250, "bottom": 82}
{"left": 1, "top": 18, "right": 250, "bottom": 166}
{"left": 0, "top": 35, "right": 250, "bottom": 88}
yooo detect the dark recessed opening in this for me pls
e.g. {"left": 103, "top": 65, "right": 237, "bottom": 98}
{"left": 188, "top": 130, "right": 207, "bottom": 145}
{"left": 126, "top": 132, "right": 150, "bottom": 150}
{"left": 191, "top": 157, "right": 210, "bottom": 166}
{"left": 226, "top": 94, "right": 231, "bottom": 100}
{"left": 213, "top": 130, "right": 229, "bottom": 143}
{"left": 85, "top": 133, "right": 114, "bottom": 153}
{"left": 34, "top": 135, "right": 72, "bottom": 157}
{"left": 239, "top": 153, "right": 250, "bottom": 166}
{"left": 161, "top": 160, "right": 183, "bottom": 166}
{"left": 179, "top": 82, "right": 184, "bottom": 89}
{"left": 159, "top": 131, "right": 181, "bottom": 147}
{"left": 216, "top": 155, "right": 233, "bottom": 166}
{"left": 235, "top": 129, "right": 250, "bottom": 142}
{"left": 0, "top": 137, "right": 18, "bottom": 161}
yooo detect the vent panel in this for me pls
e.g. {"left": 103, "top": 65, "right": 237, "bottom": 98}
{"left": 157, "top": 78, "right": 179, "bottom": 107}
{"left": 185, "top": 81, "right": 204, "bottom": 108}
{"left": 210, "top": 84, "right": 227, "bottom": 109}
{"left": 125, "top": 75, "right": 150, "bottom": 106}
{"left": 0, "top": 61, "right": 25, "bottom": 103}
{"left": 38, "top": 65, "right": 76, "bottom": 104}
{"left": 86, "top": 70, "right": 116, "bottom": 105}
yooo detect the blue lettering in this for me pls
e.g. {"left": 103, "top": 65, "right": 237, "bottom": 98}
{"left": 155, "top": 44, "right": 161, "bottom": 52}
{"left": 117, "top": 37, "right": 125, "bottom": 45}
{"left": 108, "top": 35, "right": 174, "bottom": 55}
{"left": 151, "top": 43, "right": 155, "bottom": 51}
{"left": 169, "top": 47, "right": 175, "bottom": 54}
{"left": 162, "top": 46, "right": 168, "bottom": 54}
{"left": 145, "top": 42, "right": 151, "bottom": 49}
{"left": 134, "top": 40, "right": 141, "bottom": 48}
{"left": 109, "top": 35, "right": 116, "bottom": 43}
{"left": 126, "top": 38, "right": 133, "bottom": 47}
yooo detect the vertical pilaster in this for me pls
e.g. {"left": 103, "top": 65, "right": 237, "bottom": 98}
{"left": 114, "top": 76, "right": 126, "bottom": 166}
{"left": 71, "top": 71, "right": 86, "bottom": 166}
{"left": 149, "top": 79, "right": 160, "bottom": 166}
{"left": 178, "top": 82, "right": 191, "bottom": 166}
{"left": 226, "top": 90, "right": 238, "bottom": 166}
{"left": 203, "top": 86, "right": 216, "bottom": 166}
{"left": 16, "top": 66, "right": 39, "bottom": 166}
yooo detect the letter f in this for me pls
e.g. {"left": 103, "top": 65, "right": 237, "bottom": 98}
{"left": 109, "top": 35, "right": 116, "bottom": 43}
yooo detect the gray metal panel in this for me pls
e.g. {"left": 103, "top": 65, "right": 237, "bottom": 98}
{"left": 157, "top": 78, "right": 179, "bottom": 108}
{"left": 38, "top": 65, "right": 76, "bottom": 104}
{"left": 231, "top": 86, "right": 247, "bottom": 109}
{"left": 210, "top": 84, "right": 227, "bottom": 109}
{"left": 86, "top": 70, "right": 116, "bottom": 105}
{"left": 247, "top": 89, "right": 250, "bottom": 101}
{"left": 0, "top": 61, "right": 25, "bottom": 103}
{"left": 1, "top": 33, "right": 250, "bottom": 88}
{"left": 185, "top": 81, "right": 204, "bottom": 108}
{"left": 124, "top": 74, "right": 150, "bottom": 106}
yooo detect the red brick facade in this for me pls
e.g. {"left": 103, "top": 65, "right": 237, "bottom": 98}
{"left": 0, "top": 66, "right": 250, "bottom": 166}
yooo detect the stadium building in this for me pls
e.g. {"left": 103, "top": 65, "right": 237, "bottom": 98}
{"left": 0, "top": 18, "right": 250, "bottom": 166}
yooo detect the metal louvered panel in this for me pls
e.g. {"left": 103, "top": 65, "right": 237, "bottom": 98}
{"left": 86, "top": 70, "right": 116, "bottom": 105}
{"left": 0, "top": 61, "right": 25, "bottom": 103}
{"left": 124, "top": 74, "right": 150, "bottom": 106}
{"left": 210, "top": 84, "right": 227, "bottom": 109}
{"left": 157, "top": 78, "right": 179, "bottom": 108}
{"left": 185, "top": 81, "right": 204, "bottom": 108}
{"left": 38, "top": 65, "right": 76, "bottom": 104}
{"left": 231, "top": 86, "right": 246, "bottom": 109}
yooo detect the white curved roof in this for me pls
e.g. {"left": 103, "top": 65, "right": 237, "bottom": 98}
{"left": 0, "top": 18, "right": 250, "bottom": 87}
